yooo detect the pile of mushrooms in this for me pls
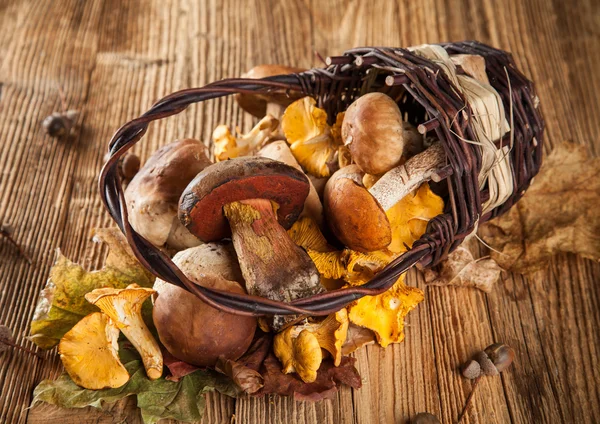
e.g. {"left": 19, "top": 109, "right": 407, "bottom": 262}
{"left": 62, "top": 64, "right": 457, "bottom": 389}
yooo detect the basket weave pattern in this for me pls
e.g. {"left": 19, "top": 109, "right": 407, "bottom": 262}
{"left": 99, "top": 41, "right": 544, "bottom": 317}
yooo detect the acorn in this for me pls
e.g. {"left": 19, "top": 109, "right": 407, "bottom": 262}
{"left": 42, "top": 110, "right": 78, "bottom": 138}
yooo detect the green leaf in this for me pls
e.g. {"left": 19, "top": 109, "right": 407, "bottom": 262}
{"left": 32, "top": 346, "right": 238, "bottom": 424}
{"left": 29, "top": 228, "right": 155, "bottom": 349}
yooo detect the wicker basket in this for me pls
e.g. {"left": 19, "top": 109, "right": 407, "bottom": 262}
{"left": 99, "top": 41, "right": 544, "bottom": 317}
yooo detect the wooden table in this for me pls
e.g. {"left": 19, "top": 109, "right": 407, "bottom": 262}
{"left": 1, "top": 0, "right": 598, "bottom": 423}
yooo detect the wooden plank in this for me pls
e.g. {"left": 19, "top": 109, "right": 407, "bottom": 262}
{"left": 0, "top": 0, "right": 596, "bottom": 423}
{"left": 0, "top": 1, "right": 105, "bottom": 423}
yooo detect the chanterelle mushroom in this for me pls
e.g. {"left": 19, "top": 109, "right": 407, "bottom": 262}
{"left": 58, "top": 312, "right": 129, "bottom": 389}
{"left": 152, "top": 243, "right": 256, "bottom": 367}
{"left": 275, "top": 308, "right": 349, "bottom": 370}
{"left": 281, "top": 97, "right": 340, "bottom": 178}
{"left": 213, "top": 114, "right": 279, "bottom": 162}
{"left": 325, "top": 143, "right": 447, "bottom": 251}
{"left": 273, "top": 327, "right": 323, "bottom": 383}
{"left": 236, "top": 64, "right": 306, "bottom": 119}
{"left": 179, "top": 157, "right": 324, "bottom": 330}
{"left": 125, "top": 139, "right": 212, "bottom": 250}
{"left": 85, "top": 284, "right": 162, "bottom": 380}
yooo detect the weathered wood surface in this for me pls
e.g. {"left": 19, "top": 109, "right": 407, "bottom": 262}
{"left": 0, "top": 0, "right": 598, "bottom": 423}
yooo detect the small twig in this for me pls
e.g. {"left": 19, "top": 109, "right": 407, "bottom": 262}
{"left": 1, "top": 338, "right": 45, "bottom": 360}
{"left": 314, "top": 51, "right": 327, "bottom": 66}
{"left": 1, "top": 226, "right": 32, "bottom": 264}
{"left": 458, "top": 375, "right": 481, "bottom": 423}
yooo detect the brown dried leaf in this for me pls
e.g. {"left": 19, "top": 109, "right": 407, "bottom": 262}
{"left": 480, "top": 142, "right": 600, "bottom": 274}
{"left": 341, "top": 324, "right": 376, "bottom": 355}
{"left": 162, "top": 349, "right": 199, "bottom": 382}
{"left": 254, "top": 353, "right": 362, "bottom": 401}
{"left": 215, "top": 357, "right": 264, "bottom": 394}
{"left": 423, "top": 246, "right": 502, "bottom": 292}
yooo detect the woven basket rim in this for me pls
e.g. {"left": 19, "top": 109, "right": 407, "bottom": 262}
{"left": 99, "top": 41, "right": 544, "bottom": 318}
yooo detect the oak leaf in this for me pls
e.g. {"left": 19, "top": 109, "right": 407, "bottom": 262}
{"left": 423, "top": 246, "right": 502, "bottom": 292}
{"left": 480, "top": 142, "right": 600, "bottom": 274}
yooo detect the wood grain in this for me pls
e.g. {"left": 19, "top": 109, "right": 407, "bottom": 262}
{"left": 0, "top": 0, "right": 598, "bottom": 423}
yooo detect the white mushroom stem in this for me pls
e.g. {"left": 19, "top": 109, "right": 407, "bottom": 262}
{"left": 368, "top": 142, "right": 448, "bottom": 211}
{"left": 258, "top": 140, "right": 324, "bottom": 226}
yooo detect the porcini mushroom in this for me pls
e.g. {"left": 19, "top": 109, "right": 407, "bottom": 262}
{"left": 179, "top": 157, "right": 324, "bottom": 330}
{"left": 85, "top": 284, "right": 162, "bottom": 380}
{"left": 281, "top": 97, "right": 340, "bottom": 177}
{"left": 152, "top": 243, "right": 256, "bottom": 367}
{"left": 236, "top": 64, "right": 306, "bottom": 119}
{"left": 341, "top": 92, "right": 406, "bottom": 175}
{"left": 324, "top": 165, "right": 391, "bottom": 252}
{"left": 324, "top": 143, "right": 447, "bottom": 251}
{"left": 125, "top": 138, "right": 212, "bottom": 250}
{"left": 273, "top": 327, "right": 323, "bottom": 383}
{"left": 58, "top": 312, "right": 129, "bottom": 389}
{"left": 258, "top": 140, "right": 323, "bottom": 226}
{"left": 213, "top": 114, "right": 279, "bottom": 162}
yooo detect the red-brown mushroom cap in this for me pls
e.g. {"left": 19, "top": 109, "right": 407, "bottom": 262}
{"left": 179, "top": 157, "right": 310, "bottom": 241}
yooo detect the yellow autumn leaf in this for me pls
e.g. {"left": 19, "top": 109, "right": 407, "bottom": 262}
{"left": 29, "top": 228, "right": 155, "bottom": 349}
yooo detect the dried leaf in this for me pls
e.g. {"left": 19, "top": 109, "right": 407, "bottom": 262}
{"left": 29, "top": 228, "right": 155, "bottom": 349}
{"left": 255, "top": 353, "right": 361, "bottom": 401}
{"left": 162, "top": 349, "right": 200, "bottom": 382}
{"left": 480, "top": 142, "right": 600, "bottom": 274}
{"left": 423, "top": 246, "right": 502, "bottom": 292}
{"left": 31, "top": 344, "right": 237, "bottom": 424}
{"left": 215, "top": 356, "right": 264, "bottom": 394}
{"left": 341, "top": 324, "right": 376, "bottom": 355}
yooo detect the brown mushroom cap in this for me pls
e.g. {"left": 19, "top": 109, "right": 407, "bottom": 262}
{"left": 324, "top": 165, "right": 391, "bottom": 252}
{"left": 341, "top": 92, "right": 405, "bottom": 175}
{"left": 125, "top": 138, "right": 212, "bottom": 249}
{"left": 236, "top": 65, "right": 306, "bottom": 118}
{"left": 153, "top": 252, "right": 256, "bottom": 367}
{"left": 179, "top": 157, "right": 310, "bottom": 242}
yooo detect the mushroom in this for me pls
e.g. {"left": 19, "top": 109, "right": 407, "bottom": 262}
{"left": 125, "top": 138, "right": 212, "bottom": 250}
{"left": 236, "top": 64, "right": 306, "bottom": 119}
{"left": 341, "top": 92, "right": 406, "bottom": 175}
{"left": 178, "top": 157, "right": 324, "bottom": 330}
{"left": 213, "top": 114, "right": 279, "bottom": 162}
{"left": 85, "top": 284, "right": 162, "bottom": 380}
{"left": 58, "top": 312, "right": 129, "bottom": 389}
{"left": 281, "top": 97, "right": 340, "bottom": 178}
{"left": 258, "top": 140, "right": 323, "bottom": 226}
{"left": 152, "top": 243, "right": 256, "bottom": 367}
{"left": 273, "top": 327, "right": 323, "bottom": 383}
{"left": 347, "top": 276, "right": 424, "bottom": 348}
{"left": 324, "top": 142, "right": 447, "bottom": 252}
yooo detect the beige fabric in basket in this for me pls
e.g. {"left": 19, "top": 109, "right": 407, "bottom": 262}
{"left": 409, "top": 44, "right": 514, "bottom": 216}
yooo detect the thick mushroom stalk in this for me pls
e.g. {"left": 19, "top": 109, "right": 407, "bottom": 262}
{"left": 179, "top": 157, "right": 325, "bottom": 330}
{"left": 325, "top": 142, "right": 447, "bottom": 252}
{"left": 85, "top": 284, "right": 163, "bottom": 380}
